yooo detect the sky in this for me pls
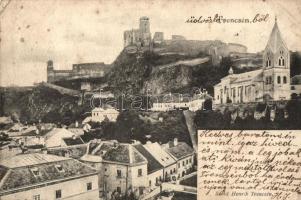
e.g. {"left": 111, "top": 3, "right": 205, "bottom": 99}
{"left": 0, "top": 0, "right": 301, "bottom": 86}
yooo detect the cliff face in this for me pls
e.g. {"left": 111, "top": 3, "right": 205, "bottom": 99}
{"left": 106, "top": 49, "right": 217, "bottom": 95}
{"left": 106, "top": 39, "right": 253, "bottom": 96}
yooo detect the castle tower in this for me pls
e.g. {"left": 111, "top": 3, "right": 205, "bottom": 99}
{"left": 47, "top": 60, "right": 53, "bottom": 70}
{"left": 139, "top": 16, "right": 151, "bottom": 47}
{"left": 47, "top": 60, "right": 54, "bottom": 83}
{"left": 139, "top": 16, "right": 150, "bottom": 33}
{"left": 263, "top": 17, "right": 291, "bottom": 100}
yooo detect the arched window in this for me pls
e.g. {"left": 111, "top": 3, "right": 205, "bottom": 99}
{"left": 277, "top": 76, "right": 281, "bottom": 84}
{"left": 283, "top": 76, "right": 287, "bottom": 84}
{"left": 278, "top": 57, "right": 285, "bottom": 66}
{"left": 266, "top": 57, "right": 271, "bottom": 67}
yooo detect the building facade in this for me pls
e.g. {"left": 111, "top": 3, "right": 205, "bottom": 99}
{"left": 80, "top": 140, "right": 148, "bottom": 199}
{"left": 133, "top": 143, "right": 164, "bottom": 189}
{"left": 47, "top": 60, "right": 109, "bottom": 83}
{"left": 143, "top": 141, "right": 177, "bottom": 182}
{"left": 214, "top": 19, "right": 291, "bottom": 104}
{"left": 91, "top": 107, "right": 119, "bottom": 123}
{"left": 162, "top": 138, "right": 195, "bottom": 179}
{"left": 151, "top": 93, "right": 211, "bottom": 112}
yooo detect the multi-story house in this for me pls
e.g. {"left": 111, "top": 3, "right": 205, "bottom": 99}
{"left": 143, "top": 141, "right": 177, "bottom": 181}
{"left": 162, "top": 138, "right": 195, "bottom": 179}
{"left": 0, "top": 153, "right": 99, "bottom": 200}
{"left": 133, "top": 143, "right": 164, "bottom": 189}
{"left": 80, "top": 140, "right": 148, "bottom": 199}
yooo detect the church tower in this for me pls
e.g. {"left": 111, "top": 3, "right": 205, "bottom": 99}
{"left": 263, "top": 17, "right": 291, "bottom": 101}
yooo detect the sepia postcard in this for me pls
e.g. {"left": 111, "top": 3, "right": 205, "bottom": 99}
{"left": 0, "top": 0, "right": 301, "bottom": 199}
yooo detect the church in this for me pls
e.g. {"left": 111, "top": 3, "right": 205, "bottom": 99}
{"left": 214, "top": 18, "right": 291, "bottom": 104}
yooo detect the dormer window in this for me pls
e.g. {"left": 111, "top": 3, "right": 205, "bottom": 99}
{"left": 55, "top": 164, "right": 65, "bottom": 172}
{"left": 30, "top": 167, "right": 40, "bottom": 177}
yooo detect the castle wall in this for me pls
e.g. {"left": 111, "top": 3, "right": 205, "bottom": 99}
{"left": 47, "top": 62, "right": 108, "bottom": 83}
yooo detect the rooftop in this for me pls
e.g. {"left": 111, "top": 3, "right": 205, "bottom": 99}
{"left": 0, "top": 153, "right": 69, "bottom": 168}
{"left": 102, "top": 143, "right": 147, "bottom": 165}
{"left": 85, "top": 141, "right": 147, "bottom": 165}
{"left": 219, "top": 69, "right": 263, "bottom": 85}
{"left": 133, "top": 144, "right": 163, "bottom": 174}
{"left": 92, "top": 107, "right": 119, "bottom": 113}
{"left": 144, "top": 142, "right": 176, "bottom": 167}
{"left": 292, "top": 75, "right": 301, "bottom": 85}
{"left": 265, "top": 19, "right": 287, "bottom": 53}
{"left": 47, "top": 145, "right": 87, "bottom": 159}
{"left": 62, "top": 137, "right": 84, "bottom": 146}
{"left": 0, "top": 153, "right": 97, "bottom": 194}
{"left": 163, "top": 142, "right": 194, "bottom": 160}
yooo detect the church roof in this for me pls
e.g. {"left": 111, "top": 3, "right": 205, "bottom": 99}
{"left": 228, "top": 69, "right": 263, "bottom": 84}
{"left": 265, "top": 18, "right": 287, "bottom": 53}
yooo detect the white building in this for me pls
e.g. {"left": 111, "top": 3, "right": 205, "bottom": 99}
{"left": 81, "top": 140, "right": 148, "bottom": 199}
{"left": 214, "top": 18, "right": 291, "bottom": 104}
{"left": 162, "top": 138, "right": 195, "bottom": 179}
{"left": 133, "top": 143, "right": 164, "bottom": 189}
{"left": 0, "top": 153, "right": 99, "bottom": 200}
{"left": 143, "top": 141, "right": 177, "bottom": 181}
{"left": 91, "top": 107, "right": 119, "bottom": 123}
{"left": 44, "top": 128, "right": 84, "bottom": 148}
{"left": 151, "top": 93, "right": 211, "bottom": 112}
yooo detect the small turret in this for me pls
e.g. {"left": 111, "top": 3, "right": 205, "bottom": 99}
{"left": 47, "top": 60, "right": 53, "bottom": 71}
{"left": 47, "top": 60, "right": 54, "bottom": 83}
{"left": 228, "top": 67, "right": 234, "bottom": 75}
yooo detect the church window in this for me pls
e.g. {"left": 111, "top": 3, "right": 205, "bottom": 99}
{"left": 265, "top": 77, "right": 269, "bottom": 85}
{"left": 266, "top": 57, "right": 271, "bottom": 67}
{"left": 277, "top": 76, "right": 281, "bottom": 84}
{"left": 283, "top": 76, "right": 287, "bottom": 84}
{"left": 278, "top": 57, "right": 285, "bottom": 66}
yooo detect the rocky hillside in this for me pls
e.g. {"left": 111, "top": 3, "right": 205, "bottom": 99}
{"left": 0, "top": 86, "right": 88, "bottom": 124}
{"left": 106, "top": 48, "right": 236, "bottom": 95}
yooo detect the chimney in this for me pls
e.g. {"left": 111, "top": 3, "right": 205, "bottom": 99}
{"left": 174, "top": 138, "right": 178, "bottom": 146}
{"left": 75, "top": 121, "right": 79, "bottom": 128}
{"left": 131, "top": 140, "right": 141, "bottom": 145}
{"left": 113, "top": 141, "right": 118, "bottom": 148}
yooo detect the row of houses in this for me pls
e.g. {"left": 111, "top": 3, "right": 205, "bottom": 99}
{"left": 80, "top": 138, "right": 195, "bottom": 199}
{"left": 0, "top": 132, "right": 195, "bottom": 199}
{"left": 151, "top": 92, "right": 212, "bottom": 112}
